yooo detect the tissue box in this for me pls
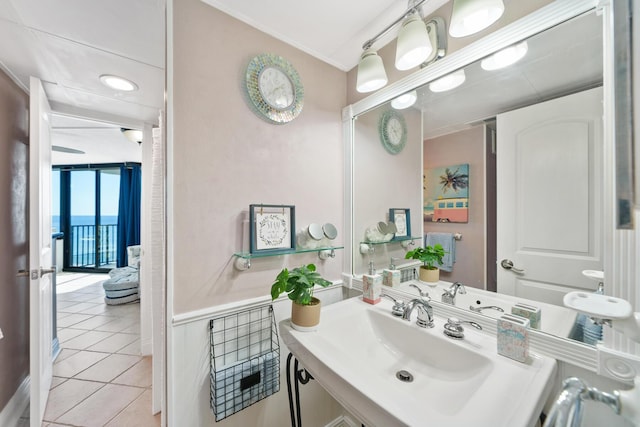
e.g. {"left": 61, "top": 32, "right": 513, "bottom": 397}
{"left": 511, "top": 303, "right": 541, "bottom": 329}
{"left": 382, "top": 269, "right": 401, "bottom": 288}
{"left": 362, "top": 274, "right": 382, "bottom": 304}
{"left": 497, "top": 314, "right": 529, "bottom": 363}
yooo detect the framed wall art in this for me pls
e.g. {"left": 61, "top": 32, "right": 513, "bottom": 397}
{"left": 249, "top": 204, "right": 296, "bottom": 254}
{"left": 423, "top": 164, "right": 469, "bottom": 223}
{"left": 389, "top": 208, "right": 411, "bottom": 240}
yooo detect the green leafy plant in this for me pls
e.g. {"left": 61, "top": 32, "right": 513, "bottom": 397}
{"left": 271, "top": 264, "right": 332, "bottom": 305}
{"left": 405, "top": 244, "right": 446, "bottom": 270}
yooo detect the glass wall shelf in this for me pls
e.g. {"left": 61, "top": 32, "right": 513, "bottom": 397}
{"left": 233, "top": 246, "right": 344, "bottom": 270}
{"left": 359, "top": 236, "right": 422, "bottom": 246}
{"left": 359, "top": 236, "right": 421, "bottom": 255}
{"left": 234, "top": 246, "right": 344, "bottom": 259}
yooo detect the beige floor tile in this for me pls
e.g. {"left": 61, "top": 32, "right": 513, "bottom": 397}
{"left": 57, "top": 293, "right": 94, "bottom": 303}
{"left": 54, "top": 348, "right": 79, "bottom": 364}
{"left": 78, "top": 303, "right": 112, "bottom": 315}
{"left": 53, "top": 350, "right": 109, "bottom": 378}
{"left": 75, "top": 354, "right": 142, "bottom": 383}
{"left": 103, "top": 303, "right": 140, "bottom": 317}
{"left": 71, "top": 315, "right": 116, "bottom": 330}
{"left": 84, "top": 295, "right": 108, "bottom": 304}
{"left": 119, "top": 322, "right": 142, "bottom": 334}
{"left": 116, "top": 338, "right": 141, "bottom": 356}
{"left": 112, "top": 356, "right": 152, "bottom": 388}
{"left": 56, "top": 300, "right": 77, "bottom": 310}
{"left": 55, "top": 384, "right": 144, "bottom": 427}
{"left": 50, "top": 376, "right": 67, "bottom": 390}
{"left": 62, "top": 330, "right": 114, "bottom": 350}
{"left": 58, "top": 302, "right": 100, "bottom": 313}
{"left": 95, "top": 316, "right": 139, "bottom": 333}
{"left": 56, "top": 328, "right": 86, "bottom": 344}
{"left": 43, "top": 378, "right": 104, "bottom": 422}
{"left": 105, "top": 389, "right": 160, "bottom": 427}
{"left": 57, "top": 313, "right": 94, "bottom": 328}
{"left": 87, "top": 332, "right": 140, "bottom": 353}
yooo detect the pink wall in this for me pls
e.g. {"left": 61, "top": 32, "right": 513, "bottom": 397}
{"left": 171, "top": 0, "right": 347, "bottom": 314}
{"left": 424, "top": 126, "right": 486, "bottom": 289}
{"left": 0, "top": 69, "right": 29, "bottom": 411}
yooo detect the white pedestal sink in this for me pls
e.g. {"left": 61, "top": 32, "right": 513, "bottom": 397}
{"left": 280, "top": 297, "right": 557, "bottom": 427}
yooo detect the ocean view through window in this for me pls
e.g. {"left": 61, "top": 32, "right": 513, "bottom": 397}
{"left": 53, "top": 165, "right": 123, "bottom": 271}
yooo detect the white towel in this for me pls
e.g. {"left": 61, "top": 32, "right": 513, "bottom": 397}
{"left": 425, "top": 232, "right": 456, "bottom": 272}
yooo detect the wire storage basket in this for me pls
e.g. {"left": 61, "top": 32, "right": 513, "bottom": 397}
{"left": 209, "top": 304, "right": 280, "bottom": 421}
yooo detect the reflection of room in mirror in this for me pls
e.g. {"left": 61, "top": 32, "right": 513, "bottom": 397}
{"left": 351, "top": 9, "right": 605, "bottom": 346}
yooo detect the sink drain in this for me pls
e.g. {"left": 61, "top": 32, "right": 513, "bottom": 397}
{"left": 395, "top": 370, "right": 414, "bottom": 382}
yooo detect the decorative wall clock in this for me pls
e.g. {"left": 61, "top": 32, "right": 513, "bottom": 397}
{"left": 379, "top": 110, "right": 407, "bottom": 154}
{"left": 245, "top": 54, "right": 304, "bottom": 124}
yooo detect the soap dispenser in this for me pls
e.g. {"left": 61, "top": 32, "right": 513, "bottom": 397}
{"left": 363, "top": 261, "right": 382, "bottom": 304}
{"left": 383, "top": 257, "right": 401, "bottom": 288}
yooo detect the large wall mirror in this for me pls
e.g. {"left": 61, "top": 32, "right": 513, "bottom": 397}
{"left": 346, "top": 0, "right": 628, "bottom": 354}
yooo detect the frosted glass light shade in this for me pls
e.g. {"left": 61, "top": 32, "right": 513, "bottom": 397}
{"left": 391, "top": 90, "right": 418, "bottom": 109}
{"left": 481, "top": 41, "right": 528, "bottom": 70}
{"left": 395, "top": 15, "right": 433, "bottom": 70}
{"left": 356, "top": 49, "right": 388, "bottom": 93}
{"left": 449, "top": 0, "right": 505, "bottom": 38}
{"left": 429, "top": 69, "right": 466, "bottom": 92}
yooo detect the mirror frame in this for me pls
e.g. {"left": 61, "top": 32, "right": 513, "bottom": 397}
{"left": 342, "top": 0, "right": 638, "bottom": 369}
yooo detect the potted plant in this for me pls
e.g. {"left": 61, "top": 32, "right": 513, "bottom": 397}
{"left": 405, "top": 244, "right": 446, "bottom": 283}
{"left": 271, "top": 263, "right": 332, "bottom": 331}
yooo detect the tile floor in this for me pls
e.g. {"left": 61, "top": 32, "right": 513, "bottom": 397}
{"left": 25, "top": 272, "right": 160, "bottom": 427}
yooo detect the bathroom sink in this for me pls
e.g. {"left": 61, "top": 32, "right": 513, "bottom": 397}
{"left": 280, "top": 297, "right": 557, "bottom": 427}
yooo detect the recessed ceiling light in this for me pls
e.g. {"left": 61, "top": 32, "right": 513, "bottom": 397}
{"left": 99, "top": 74, "right": 138, "bottom": 91}
{"left": 481, "top": 41, "right": 528, "bottom": 71}
{"left": 429, "top": 69, "right": 466, "bottom": 92}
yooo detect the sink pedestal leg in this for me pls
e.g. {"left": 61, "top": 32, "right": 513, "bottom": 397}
{"left": 286, "top": 352, "right": 314, "bottom": 427}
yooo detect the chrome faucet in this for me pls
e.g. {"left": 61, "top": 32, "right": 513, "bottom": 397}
{"left": 402, "top": 298, "right": 434, "bottom": 328}
{"left": 443, "top": 317, "right": 482, "bottom": 339}
{"left": 442, "top": 282, "right": 466, "bottom": 305}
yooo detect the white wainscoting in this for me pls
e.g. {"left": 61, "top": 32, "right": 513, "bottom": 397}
{"left": 168, "top": 284, "right": 349, "bottom": 427}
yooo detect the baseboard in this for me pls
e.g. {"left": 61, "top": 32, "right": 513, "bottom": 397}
{"left": 325, "top": 414, "right": 359, "bottom": 427}
{"left": 140, "top": 336, "right": 153, "bottom": 356}
{"left": 0, "top": 376, "right": 30, "bottom": 427}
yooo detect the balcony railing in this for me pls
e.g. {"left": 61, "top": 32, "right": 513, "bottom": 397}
{"left": 69, "top": 223, "right": 117, "bottom": 268}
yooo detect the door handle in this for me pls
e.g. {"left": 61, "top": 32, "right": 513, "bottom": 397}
{"left": 16, "top": 269, "right": 29, "bottom": 277}
{"left": 500, "top": 259, "right": 525, "bottom": 274}
{"left": 39, "top": 267, "right": 57, "bottom": 277}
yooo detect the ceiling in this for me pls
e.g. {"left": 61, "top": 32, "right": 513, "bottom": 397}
{"left": 0, "top": 0, "right": 452, "bottom": 164}
{"left": 418, "top": 10, "right": 603, "bottom": 138}
{"left": 0, "top": 0, "right": 165, "bottom": 164}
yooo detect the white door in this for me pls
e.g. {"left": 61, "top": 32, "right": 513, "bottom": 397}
{"left": 29, "top": 76, "right": 53, "bottom": 426}
{"left": 496, "top": 87, "right": 603, "bottom": 306}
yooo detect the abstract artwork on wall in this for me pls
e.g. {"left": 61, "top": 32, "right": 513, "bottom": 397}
{"left": 423, "top": 164, "right": 469, "bottom": 223}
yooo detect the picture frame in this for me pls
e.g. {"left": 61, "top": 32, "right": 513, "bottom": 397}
{"left": 389, "top": 208, "right": 411, "bottom": 240}
{"left": 249, "top": 204, "right": 296, "bottom": 254}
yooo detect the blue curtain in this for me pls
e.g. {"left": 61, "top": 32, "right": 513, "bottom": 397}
{"left": 116, "top": 164, "right": 141, "bottom": 267}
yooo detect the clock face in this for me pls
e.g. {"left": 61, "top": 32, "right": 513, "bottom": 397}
{"left": 379, "top": 110, "right": 407, "bottom": 154}
{"left": 386, "top": 117, "right": 403, "bottom": 145}
{"left": 245, "top": 54, "right": 304, "bottom": 124}
{"left": 259, "top": 67, "right": 295, "bottom": 110}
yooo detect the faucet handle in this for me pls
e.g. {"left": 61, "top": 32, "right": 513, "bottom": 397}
{"left": 443, "top": 317, "right": 482, "bottom": 339}
{"left": 381, "top": 293, "right": 405, "bottom": 317}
